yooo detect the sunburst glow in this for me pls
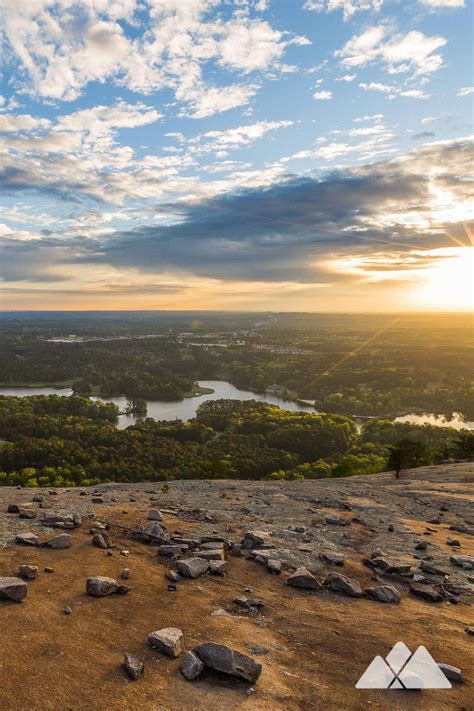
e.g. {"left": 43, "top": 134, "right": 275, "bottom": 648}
{"left": 414, "top": 246, "right": 474, "bottom": 311}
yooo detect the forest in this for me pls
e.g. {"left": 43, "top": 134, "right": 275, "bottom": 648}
{"left": 0, "top": 394, "right": 471, "bottom": 487}
{"left": 0, "top": 312, "right": 472, "bottom": 419}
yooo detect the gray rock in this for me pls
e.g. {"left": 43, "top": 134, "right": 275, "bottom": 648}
{"left": 86, "top": 576, "right": 131, "bottom": 597}
{"left": 92, "top": 533, "right": 108, "bottom": 549}
{"left": 209, "top": 560, "right": 226, "bottom": 575}
{"left": 18, "top": 565, "right": 38, "bottom": 580}
{"left": 124, "top": 652, "right": 144, "bottom": 680}
{"left": 91, "top": 496, "right": 104, "bottom": 504}
{"left": 195, "top": 549, "right": 225, "bottom": 561}
{"left": 166, "top": 569, "right": 180, "bottom": 582}
{"left": 32, "top": 494, "right": 44, "bottom": 502}
{"left": 446, "top": 538, "right": 460, "bottom": 547}
{"left": 181, "top": 651, "right": 204, "bottom": 680}
{"left": 15, "top": 531, "right": 39, "bottom": 546}
{"left": 145, "top": 521, "right": 166, "bottom": 538}
{"left": 242, "top": 530, "right": 269, "bottom": 548}
{"left": 365, "top": 585, "right": 400, "bottom": 603}
{"left": 438, "top": 663, "right": 462, "bottom": 683}
{"left": 322, "top": 551, "right": 345, "bottom": 566}
{"left": 414, "top": 541, "right": 427, "bottom": 550}
{"left": 7, "top": 503, "right": 20, "bottom": 513}
{"left": 409, "top": 582, "right": 443, "bottom": 602}
{"left": 148, "top": 509, "right": 162, "bottom": 521}
{"left": 158, "top": 544, "right": 185, "bottom": 556}
{"left": 148, "top": 627, "right": 183, "bottom": 658}
{"left": 234, "top": 596, "right": 264, "bottom": 610}
{"left": 193, "top": 642, "right": 262, "bottom": 683}
{"left": 176, "top": 557, "right": 209, "bottom": 578}
{"left": 324, "top": 514, "right": 343, "bottom": 525}
{"left": 371, "top": 558, "right": 412, "bottom": 575}
{"left": 450, "top": 555, "right": 473, "bottom": 569}
{"left": 46, "top": 533, "right": 71, "bottom": 549}
{"left": 286, "top": 567, "right": 320, "bottom": 590}
{"left": 267, "top": 559, "right": 282, "bottom": 574}
{"left": 324, "top": 572, "right": 362, "bottom": 597}
{"left": 19, "top": 508, "right": 36, "bottom": 519}
{"left": 0, "top": 576, "right": 28, "bottom": 602}
{"left": 121, "top": 568, "right": 130, "bottom": 580}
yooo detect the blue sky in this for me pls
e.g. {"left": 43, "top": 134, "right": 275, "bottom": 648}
{"left": 0, "top": 0, "right": 472, "bottom": 311}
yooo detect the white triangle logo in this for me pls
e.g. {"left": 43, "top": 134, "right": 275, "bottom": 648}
{"left": 356, "top": 642, "right": 452, "bottom": 689}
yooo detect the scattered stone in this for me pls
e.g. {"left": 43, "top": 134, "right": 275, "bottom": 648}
{"left": 287, "top": 525, "right": 306, "bottom": 533}
{"left": 124, "top": 652, "right": 144, "bottom": 680}
{"left": 414, "top": 541, "right": 428, "bottom": 550}
{"left": 86, "top": 576, "right": 131, "bottom": 597}
{"left": 46, "top": 533, "right": 71, "bottom": 549}
{"left": 365, "top": 585, "right": 401, "bottom": 603}
{"left": 450, "top": 555, "right": 473, "bottom": 570}
{"left": 267, "top": 559, "right": 282, "bottom": 574}
{"left": 19, "top": 508, "right": 36, "bottom": 519}
{"left": 18, "top": 565, "right": 38, "bottom": 580}
{"left": 446, "top": 538, "right": 460, "bottom": 547}
{"left": 158, "top": 544, "right": 185, "bottom": 556}
{"left": 176, "top": 558, "right": 209, "bottom": 579}
{"left": 286, "top": 567, "right": 320, "bottom": 590}
{"left": 370, "top": 558, "right": 412, "bottom": 575}
{"left": 465, "top": 627, "right": 474, "bottom": 636}
{"left": 324, "top": 514, "right": 343, "bottom": 525}
{"left": 195, "top": 549, "right": 225, "bottom": 561}
{"left": 148, "top": 510, "right": 162, "bottom": 521}
{"left": 234, "top": 596, "right": 264, "bottom": 610}
{"left": 248, "top": 644, "right": 269, "bottom": 656}
{"left": 148, "top": 627, "right": 183, "bottom": 658}
{"left": 0, "top": 576, "right": 28, "bottom": 602}
{"left": 193, "top": 642, "right": 262, "bottom": 683}
{"left": 324, "top": 572, "right": 362, "bottom": 598}
{"left": 427, "top": 516, "right": 441, "bottom": 525}
{"left": 166, "top": 569, "right": 180, "bottom": 582}
{"left": 91, "top": 496, "right": 105, "bottom": 504}
{"left": 7, "top": 503, "right": 20, "bottom": 513}
{"left": 438, "top": 663, "right": 462, "bottom": 683}
{"left": 209, "top": 560, "right": 226, "bottom": 575}
{"left": 121, "top": 568, "right": 130, "bottom": 580}
{"left": 44, "top": 567, "right": 54, "bottom": 573}
{"left": 64, "top": 606, "right": 72, "bottom": 615}
{"left": 180, "top": 651, "right": 204, "bottom": 680}
{"left": 322, "top": 551, "right": 345, "bottom": 566}
{"left": 15, "top": 531, "right": 39, "bottom": 546}
{"left": 387, "top": 524, "right": 394, "bottom": 532}
{"left": 32, "top": 494, "right": 43, "bottom": 502}
{"left": 242, "top": 530, "right": 269, "bottom": 548}
{"left": 409, "top": 582, "right": 443, "bottom": 602}
{"left": 92, "top": 533, "right": 108, "bottom": 549}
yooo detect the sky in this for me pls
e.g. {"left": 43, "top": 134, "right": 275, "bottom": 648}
{"left": 0, "top": 0, "right": 472, "bottom": 312}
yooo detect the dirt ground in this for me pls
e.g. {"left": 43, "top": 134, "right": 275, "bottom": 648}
{"left": 0, "top": 465, "right": 472, "bottom": 711}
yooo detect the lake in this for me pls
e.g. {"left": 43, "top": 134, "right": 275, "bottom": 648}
{"left": 0, "top": 381, "right": 473, "bottom": 431}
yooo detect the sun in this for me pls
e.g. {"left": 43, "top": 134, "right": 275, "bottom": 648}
{"left": 414, "top": 246, "right": 474, "bottom": 311}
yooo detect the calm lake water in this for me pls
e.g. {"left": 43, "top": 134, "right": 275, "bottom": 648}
{"left": 1, "top": 381, "right": 473, "bottom": 431}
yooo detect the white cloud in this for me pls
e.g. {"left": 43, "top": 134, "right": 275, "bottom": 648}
{"left": 337, "top": 74, "right": 356, "bottom": 82}
{"left": 303, "top": 0, "right": 383, "bottom": 21}
{"left": 457, "top": 86, "right": 474, "bottom": 96}
{"left": 0, "top": 0, "right": 307, "bottom": 117}
{"left": 188, "top": 120, "right": 293, "bottom": 154}
{"left": 336, "top": 26, "right": 447, "bottom": 75}
{"left": 0, "top": 113, "right": 51, "bottom": 132}
{"left": 419, "top": 0, "right": 464, "bottom": 7}
{"left": 314, "top": 90, "right": 333, "bottom": 100}
{"left": 359, "top": 82, "right": 430, "bottom": 100}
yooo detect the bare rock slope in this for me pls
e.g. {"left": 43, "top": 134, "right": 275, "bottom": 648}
{"left": 0, "top": 462, "right": 472, "bottom": 710}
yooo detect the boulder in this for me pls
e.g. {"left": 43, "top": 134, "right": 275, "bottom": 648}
{"left": 181, "top": 651, "right": 204, "bottom": 680}
{"left": 15, "top": 531, "right": 39, "bottom": 546}
{"left": 86, "top": 576, "right": 131, "bottom": 597}
{"left": 18, "top": 565, "right": 38, "bottom": 580}
{"left": 148, "top": 627, "right": 183, "bottom": 658}
{"left": 209, "top": 560, "right": 226, "bottom": 575}
{"left": 19, "top": 508, "right": 36, "bottom": 519}
{"left": 438, "top": 663, "right": 462, "bottom": 683}
{"left": 0, "top": 576, "right": 28, "bottom": 602}
{"left": 365, "top": 585, "right": 400, "bottom": 603}
{"left": 176, "top": 558, "right": 209, "bottom": 579}
{"left": 409, "top": 582, "right": 443, "bottom": 602}
{"left": 148, "top": 510, "right": 162, "bottom": 521}
{"left": 46, "top": 533, "right": 71, "bottom": 549}
{"left": 124, "top": 652, "right": 144, "bottom": 681}
{"left": 267, "top": 559, "right": 282, "bottom": 575}
{"left": 450, "top": 555, "right": 474, "bottom": 570}
{"left": 158, "top": 544, "right": 185, "bottom": 556}
{"left": 286, "top": 567, "right": 320, "bottom": 590}
{"left": 92, "top": 533, "right": 108, "bottom": 549}
{"left": 322, "top": 551, "right": 345, "bottom": 566}
{"left": 195, "top": 549, "right": 225, "bottom": 561}
{"left": 324, "top": 572, "right": 362, "bottom": 598}
{"left": 7, "top": 504, "right": 20, "bottom": 513}
{"left": 145, "top": 521, "right": 166, "bottom": 539}
{"left": 193, "top": 642, "right": 262, "bottom": 683}
{"left": 242, "top": 530, "right": 269, "bottom": 548}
